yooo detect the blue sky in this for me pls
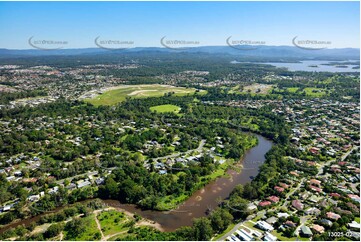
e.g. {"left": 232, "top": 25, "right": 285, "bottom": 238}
{"left": 0, "top": 1, "right": 359, "bottom": 49}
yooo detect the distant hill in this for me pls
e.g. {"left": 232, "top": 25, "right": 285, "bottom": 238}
{"left": 0, "top": 46, "right": 359, "bottom": 60}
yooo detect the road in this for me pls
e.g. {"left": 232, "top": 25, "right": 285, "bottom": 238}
{"left": 216, "top": 210, "right": 266, "bottom": 241}
{"left": 294, "top": 215, "right": 311, "bottom": 237}
{"left": 56, "top": 140, "right": 207, "bottom": 185}
{"left": 55, "top": 170, "right": 99, "bottom": 185}
{"left": 281, "top": 177, "right": 306, "bottom": 209}
{"left": 216, "top": 145, "right": 358, "bottom": 241}
{"left": 317, "top": 145, "right": 357, "bottom": 176}
{"left": 94, "top": 210, "right": 106, "bottom": 241}
{"left": 341, "top": 146, "right": 357, "bottom": 161}
{"left": 148, "top": 139, "right": 206, "bottom": 162}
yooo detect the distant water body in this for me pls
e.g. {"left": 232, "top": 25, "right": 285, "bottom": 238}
{"left": 231, "top": 60, "right": 360, "bottom": 73}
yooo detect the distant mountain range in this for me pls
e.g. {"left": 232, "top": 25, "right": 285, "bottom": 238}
{"left": 0, "top": 45, "right": 359, "bottom": 60}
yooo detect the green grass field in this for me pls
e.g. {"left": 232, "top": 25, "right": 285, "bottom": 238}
{"left": 98, "top": 210, "right": 130, "bottom": 236}
{"left": 64, "top": 215, "right": 99, "bottom": 241}
{"left": 304, "top": 87, "right": 326, "bottom": 97}
{"left": 286, "top": 87, "right": 326, "bottom": 97}
{"left": 84, "top": 84, "right": 205, "bottom": 106}
{"left": 150, "top": 104, "right": 181, "bottom": 113}
{"left": 287, "top": 87, "right": 299, "bottom": 93}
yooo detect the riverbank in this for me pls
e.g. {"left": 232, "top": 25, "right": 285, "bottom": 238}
{"left": 155, "top": 134, "right": 258, "bottom": 211}
{"left": 98, "top": 134, "right": 272, "bottom": 232}
{"left": 0, "top": 134, "right": 272, "bottom": 234}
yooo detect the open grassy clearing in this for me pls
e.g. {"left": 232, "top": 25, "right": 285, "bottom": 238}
{"left": 270, "top": 230, "right": 298, "bottom": 241}
{"left": 287, "top": 87, "right": 299, "bottom": 93}
{"left": 150, "top": 104, "right": 181, "bottom": 113}
{"left": 156, "top": 194, "right": 189, "bottom": 210}
{"left": 285, "top": 87, "right": 327, "bottom": 97}
{"left": 229, "top": 84, "right": 273, "bottom": 95}
{"left": 242, "top": 84, "right": 273, "bottom": 94}
{"left": 64, "top": 214, "right": 99, "bottom": 241}
{"left": 156, "top": 157, "right": 237, "bottom": 211}
{"left": 304, "top": 87, "right": 327, "bottom": 97}
{"left": 98, "top": 210, "right": 130, "bottom": 236}
{"left": 84, "top": 84, "right": 206, "bottom": 106}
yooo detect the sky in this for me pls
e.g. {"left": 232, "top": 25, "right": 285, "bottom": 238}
{"left": 0, "top": 1, "right": 359, "bottom": 49}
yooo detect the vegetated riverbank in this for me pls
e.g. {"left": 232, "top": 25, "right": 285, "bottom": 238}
{"left": 155, "top": 134, "right": 258, "bottom": 211}
{"left": 0, "top": 134, "right": 272, "bottom": 234}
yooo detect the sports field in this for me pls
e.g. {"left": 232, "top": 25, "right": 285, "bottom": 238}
{"left": 84, "top": 84, "right": 205, "bottom": 106}
{"left": 286, "top": 87, "right": 327, "bottom": 97}
{"left": 150, "top": 104, "right": 181, "bottom": 113}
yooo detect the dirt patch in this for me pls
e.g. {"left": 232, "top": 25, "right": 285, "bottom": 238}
{"left": 111, "top": 207, "right": 165, "bottom": 232}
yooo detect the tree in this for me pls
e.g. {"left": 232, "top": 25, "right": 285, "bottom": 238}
{"left": 93, "top": 232, "right": 101, "bottom": 240}
{"left": 65, "top": 218, "right": 86, "bottom": 240}
{"left": 193, "top": 217, "right": 213, "bottom": 241}
{"left": 44, "top": 223, "right": 64, "bottom": 239}
{"left": 175, "top": 226, "right": 195, "bottom": 240}
{"left": 242, "top": 183, "right": 258, "bottom": 199}
{"left": 102, "top": 177, "right": 118, "bottom": 199}
{"left": 228, "top": 196, "right": 249, "bottom": 219}
{"left": 209, "top": 208, "right": 233, "bottom": 232}
{"left": 230, "top": 184, "right": 244, "bottom": 198}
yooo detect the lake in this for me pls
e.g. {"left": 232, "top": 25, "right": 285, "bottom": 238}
{"left": 262, "top": 60, "right": 359, "bottom": 73}
{"left": 231, "top": 60, "right": 360, "bottom": 73}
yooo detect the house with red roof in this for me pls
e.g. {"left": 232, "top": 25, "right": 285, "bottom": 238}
{"left": 309, "top": 185, "right": 322, "bottom": 193}
{"left": 309, "top": 179, "right": 321, "bottom": 186}
{"left": 307, "top": 161, "right": 317, "bottom": 166}
{"left": 309, "top": 147, "right": 320, "bottom": 154}
{"left": 279, "top": 182, "right": 289, "bottom": 189}
{"left": 267, "top": 196, "right": 280, "bottom": 203}
{"left": 284, "top": 220, "right": 297, "bottom": 228}
{"left": 326, "top": 212, "right": 341, "bottom": 220}
{"left": 331, "top": 166, "right": 342, "bottom": 173}
{"left": 312, "top": 224, "right": 325, "bottom": 234}
{"left": 346, "top": 202, "right": 360, "bottom": 214}
{"left": 348, "top": 194, "right": 360, "bottom": 203}
{"left": 289, "top": 171, "right": 299, "bottom": 177}
{"left": 274, "top": 186, "right": 285, "bottom": 193}
{"left": 329, "top": 193, "right": 341, "bottom": 198}
{"left": 259, "top": 201, "right": 272, "bottom": 207}
{"left": 292, "top": 200, "right": 304, "bottom": 211}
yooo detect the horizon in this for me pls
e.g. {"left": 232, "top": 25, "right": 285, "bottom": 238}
{"left": 0, "top": 1, "right": 360, "bottom": 50}
{"left": 1, "top": 44, "right": 361, "bottom": 51}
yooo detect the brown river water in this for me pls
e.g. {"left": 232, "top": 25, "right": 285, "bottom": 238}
{"left": 0, "top": 134, "right": 272, "bottom": 233}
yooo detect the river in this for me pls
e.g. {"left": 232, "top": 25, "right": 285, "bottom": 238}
{"left": 102, "top": 134, "right": 273, "bottom": 231}
{"left": 0, "top": 134, "right": 273, "bottom": 233}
